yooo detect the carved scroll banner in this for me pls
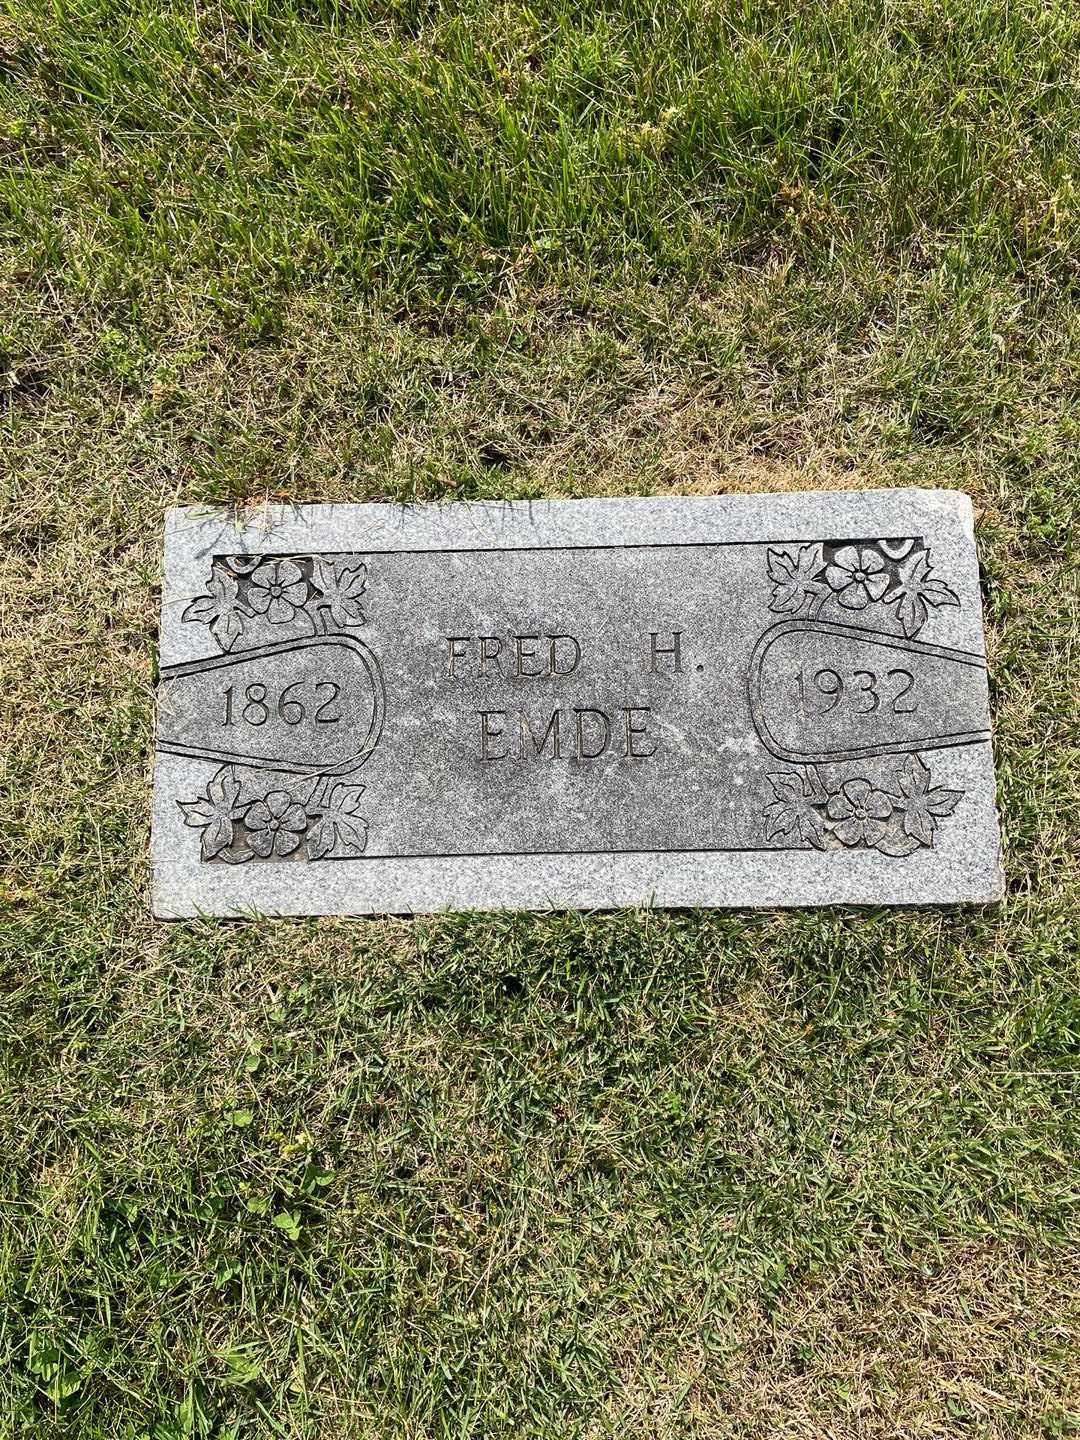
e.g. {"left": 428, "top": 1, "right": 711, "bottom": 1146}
{"left": 151, "top": 491, "right": 1003, "bottom": 916}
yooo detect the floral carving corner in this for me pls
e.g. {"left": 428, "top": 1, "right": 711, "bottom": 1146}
{"left": 766, "top": 539, "right": 959, "bottom": 638}
{"left": 178, "top": 765, "right": 369, "bottom": 864}
{"left": 763, "top": 755, "right": 963, "bottom": 857}
{"left": 182, "top": 553, "right": 369, "bottom": 652}
{"left": 175, "top": 550, "right": 378, "bottom": 862}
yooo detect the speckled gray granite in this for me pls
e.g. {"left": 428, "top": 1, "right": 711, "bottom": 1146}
{"left": 151, "top": 490, "right": 1003, "bottom": 916}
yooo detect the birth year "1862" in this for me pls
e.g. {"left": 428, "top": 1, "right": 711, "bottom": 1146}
{"left": 220, "top": 679, "right": 343, "bottom": 728}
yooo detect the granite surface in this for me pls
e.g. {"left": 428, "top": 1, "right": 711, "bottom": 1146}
{"left": 152, "top": 490, "right": 1003, "bottom": 915}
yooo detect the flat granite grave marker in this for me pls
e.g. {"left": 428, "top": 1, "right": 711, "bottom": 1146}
{"left": 151, "top": 490, "right": 1003, "bottom": 916}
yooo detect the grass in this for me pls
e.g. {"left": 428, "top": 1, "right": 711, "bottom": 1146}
{"left": 1, "top": 0, "right": 1079, "bottom": 1434}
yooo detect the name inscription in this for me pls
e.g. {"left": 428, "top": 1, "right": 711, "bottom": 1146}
{"left": 443, "top": 629, "right": 679, "bottom": 762}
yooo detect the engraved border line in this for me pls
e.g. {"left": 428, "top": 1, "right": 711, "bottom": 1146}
{"left": 228, "top": 535, "right": 920, "bottom": 560}
{"left": 162, "top": 538, "right": 986, "bottom": 863}
{"left": 323, "top": 843, "right": 805, "bottom": 861}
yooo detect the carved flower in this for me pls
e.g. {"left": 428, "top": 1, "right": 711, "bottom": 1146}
{"left": 244, "top": 789, "right": 308, "bottom": 857}
{"left": 312, "top": 557, "right": 367, "bottom": 628}
{"left": 825, "top": 778, "right": 894, "bottom": 847}
{"left": 247, "top": 560, "right": 308, "bottom": 624}
{"left": 824, "top": 545, "right": 891, "bottom": 610}
{"left": 177, "top": 765, "right": 244, "bottom": 859}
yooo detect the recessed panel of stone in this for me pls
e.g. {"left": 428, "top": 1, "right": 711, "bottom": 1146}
{"left": 151, "top": 491, "right": 1002, "bottom": 915}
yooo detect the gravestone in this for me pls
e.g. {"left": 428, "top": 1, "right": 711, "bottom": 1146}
{"left": 151, "top": 490, "right": 1002, "bottom": 916}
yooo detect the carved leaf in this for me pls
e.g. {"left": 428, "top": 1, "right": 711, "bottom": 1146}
{"left": 304, "top": 783, "right": 369, "bottom": 860}
{"left": 305, "top": 813, "right": 369, "bottom": 860}
{"left": 884, "top": 551, "right": 960, "bottom": 638}
{"left": 182, "top": 594, "right": 217, "bottom": 623}
{"left": 310, "top": 556, "right": 336, "bottom": 598}
{"left": 335, "top": 813, "right": 369, "bottom": 852}
{"left": 311, "top": 557, "right": 367, "bottom": 628}
{"left": 327, "top": 782, "right": 365, "bottom": 815}
{"left": 924, "top": 786, "right": 963, "bottom": 815}
{"left": 764, "top": 770, "right": 827, "bottom": 850}
{"left": 895, "top": 754, "right": 963, "bottom": 846}
{"left": 902, "top": 800, "right": 935, "bottom": 847}
{"left": 305, "top": 818, "right": 336, "bottom": 861}
{"left": 181, "top": 569, "right": 248, "bottom": 651}
{"left": 766, "top": 544, "right": 829, "bottom": 618}
{"left": 177, "top": 764, "right": 244, "bottom": 859}
{"left": 899, "top": 754, "right": 931, "bottom": 794}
